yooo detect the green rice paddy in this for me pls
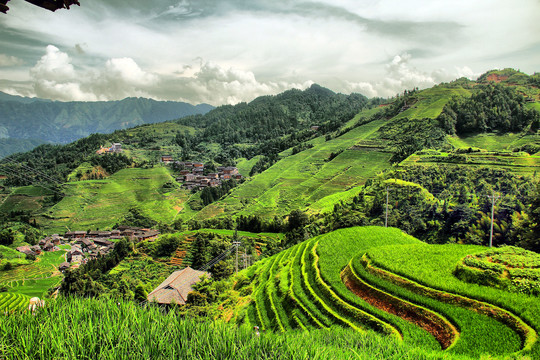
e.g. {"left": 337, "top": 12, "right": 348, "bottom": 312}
{"left": 227, "top": 227, "right": 539, "bottom": 359}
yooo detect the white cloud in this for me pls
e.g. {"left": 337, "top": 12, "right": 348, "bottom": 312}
{"left": 23, "top": 45, "right": 312, "bottom": 104}
{"left": 0, "top": 1, "right": 538, "bottom": 104}
{"left": 0, "top": 54, "right": 24, "bottom": 67}
{"left": 345, "top": 53, "right": 480, "bottom": 98}
{"left": 30, "top": 45, "right": 76, "bottom": 82}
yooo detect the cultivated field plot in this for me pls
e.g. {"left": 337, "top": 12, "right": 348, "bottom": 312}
{"left": 395, "top": 86, "right": 472, "bottom": 120}
{"left": 39, "top": 167, "right": 189, "bottom": 233}
{"left": 402, "top": 151, "right": 540, "bottom": 175}
{"left": 195, "top": 117, "right": 392, "bottom": 219}
{"left": 447, "top": 133, "right": 540, "bottom": 152}
{"left": 230, "top": 227, "right": 540, "bottom": 359}
{"left": 455, "top": 246, "right": 540, "bottom": 296}
{"left": 0, "top": 250, "right": 66, "bottom": 297}
{"left": 0, "top": 292, "right": 29, "bottom": 313}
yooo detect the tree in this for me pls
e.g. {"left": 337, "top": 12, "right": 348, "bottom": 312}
{"left": 153, "top": 234, "right": 181, "bottom": 257}
{"left": 210, "top": 260, "right": 233, "bottom": 281}
{"left": 521, "top": 183, "right": 540, "bottom": 252}
{"left": 134, "top": 284, "right": 148, "bottom": 303}
{"left": 287, "top": 210, "right": 309, "bottom": 231}
{"left": 0, "top": 229, "right": 14, "bottom": 246}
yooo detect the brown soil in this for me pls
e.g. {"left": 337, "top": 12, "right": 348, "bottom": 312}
{"left": 342, "top": 266, "right": 457, "bottom": 350}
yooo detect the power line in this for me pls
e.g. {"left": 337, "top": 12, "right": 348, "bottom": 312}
{"left": 0, "top": 165, "right": 63, "bottom": 195}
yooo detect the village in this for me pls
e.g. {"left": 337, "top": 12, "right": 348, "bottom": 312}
{"left": 160, "top": 156, "right": 243, "bottom": 191}
{"left": 16, "top": 226, "right": 160, "bottom": 272}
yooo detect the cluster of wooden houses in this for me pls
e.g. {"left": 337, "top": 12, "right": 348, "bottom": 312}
{"left": 174, "top": 162, "right": 243, "bottom": 190}
{"left": 64, "top": 226, "right": 159, "bottom": 243}
{"left": 16, "top": 234, "right": 64, "bottom": 257}
{"left": 16, "top": 226, "right": 160, "bottom": 272}
{"left": 96, "top": 143, "right": 122, "bottom": 155}
{"left": 58, "top": 237, "right": 117, "bottom": 271}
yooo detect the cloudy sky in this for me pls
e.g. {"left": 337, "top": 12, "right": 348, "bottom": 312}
{"left": 0, "top": 0, "right": 539, "bottom": 105}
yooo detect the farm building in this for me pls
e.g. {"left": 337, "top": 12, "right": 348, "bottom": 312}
{"left": 161, "top": 155, "right": 173, "bottom": 164}
{"left": 147, "top": 267, "right": 209, "bottom": 305}
{"left": 16, "top": 246, "right": 35, "bottom": 256}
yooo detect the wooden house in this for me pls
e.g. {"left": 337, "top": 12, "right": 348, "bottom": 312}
{"left": 147, "top": 267, "right": 209, "bottom": 305}
{"left": 161, "top": 155, "right": 174, "bottom": 164}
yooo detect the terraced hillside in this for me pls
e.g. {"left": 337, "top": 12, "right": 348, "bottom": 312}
{"left": 0, "top": 250, "right": 66, "bottom": 298}
{"left": 38, "top": 167, "right": 190, "bottom": 233}
{"left": 228, "top": 227, "right": 540, "bottom": 358}
{"left": 195, "top": 112, "right": 393, "bottom": 219}
{"left": 0, "top": 292, "right": 29, "bottom": 313}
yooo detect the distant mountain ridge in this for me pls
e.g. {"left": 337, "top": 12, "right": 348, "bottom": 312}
{"left": 0, "top": 93, "right": 214, "bottom": 156}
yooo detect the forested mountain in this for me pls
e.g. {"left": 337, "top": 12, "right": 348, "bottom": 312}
{"left": 0, "top": 84, "right": 373, "bottom": 186}
{"left": 0, "top": 93, "right": 214, "bottom": 156}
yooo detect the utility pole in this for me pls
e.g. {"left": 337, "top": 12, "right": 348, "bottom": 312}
{"left": 488, "top": 191, "right": 500, "bottom": 248}
{"left": 233, "top": 241, "right": 241, "bottom": 273}
{"left": 385, "top": 187, "right": 389, "bottom": 228}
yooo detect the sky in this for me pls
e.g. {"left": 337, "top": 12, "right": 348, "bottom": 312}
{"left": 0, "top": 0, "right": 539, "bottom": 106}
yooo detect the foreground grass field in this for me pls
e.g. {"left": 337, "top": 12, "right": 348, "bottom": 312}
{"left": 0, "top": 297, "right": 480, "bottom": 360}
{"left": 226, "top": 227, "right": 539, "bottom": 359}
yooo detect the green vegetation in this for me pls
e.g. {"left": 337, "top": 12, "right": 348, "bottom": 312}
{"left": 363, "top": 241, "right": 540, "bottom": 358}
{"left": 455, "top": 246, "right": 540, "bottom": 296}
{"left": 196, "top": 115, "right": 392, "bottom": 219}
{"left": 39, "top": 167, "right": 188, "bottom": 233}
{"left": 216, "top": 227, "right": 538, "bottom": 358}
{"left": 0, "top": 250, "right": 66, "bottom": 298}
{"left": 0, "top": 297, "right": 483, "bottom": 360}
{"left": 0, "top": 292, "right": 29, "bottom": 313}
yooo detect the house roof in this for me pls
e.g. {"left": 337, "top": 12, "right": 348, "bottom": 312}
{"left": 147, "top": 267, "right": 208, "bottom": 305}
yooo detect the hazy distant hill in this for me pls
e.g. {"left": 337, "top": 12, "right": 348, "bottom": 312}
{"left": 0, "top": 93, "right": 214, "bottom": 156}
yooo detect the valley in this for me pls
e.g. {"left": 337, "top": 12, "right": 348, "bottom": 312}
{"left": 0, "top": 69, "right": 539, "bottom": 359}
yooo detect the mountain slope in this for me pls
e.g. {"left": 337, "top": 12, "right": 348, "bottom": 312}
{"left": 0, "top": 93, "right": 213, "bottom": 147}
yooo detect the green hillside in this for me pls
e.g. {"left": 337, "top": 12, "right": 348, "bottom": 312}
{"left": 39, "top": 167, "right": 189, "bottom": 233}
{"left": 195, "top": 112, "right": 392, "bottom": 219}
{"left": 223, "top": 227, "right": 539, "bottom": 359}
{"left": 0, "top": 94, "right": 212, "bottom": 145}
{"left": 0, "top": 71, "right": 538, "bottom": 245}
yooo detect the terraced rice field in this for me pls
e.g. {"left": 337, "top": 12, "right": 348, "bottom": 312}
{"left": 0, "top": 292, "right": 29, "bottom": 313}
{"left": 39, "top": 167, "right": 190, "bottom": 234}
{"left": 232, "top": 227, "right": 540, "bottom": 358}
{"left": 194, "top": 115, "right": 392, "bottom": 220}
{"left": 0, "top": 250, "right": 66, "bottom": 298}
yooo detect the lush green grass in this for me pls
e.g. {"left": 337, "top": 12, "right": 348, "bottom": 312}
{"left": 39, "top": 167, "right": 190, "bottom": 233}
{"left": 0, "top": 186, "right": 51, "bottom": 214}
{"left": 447, "top": 133, "right": 540, "bottom": 152}
{"left": 236, "top": 156, "right": 263, "bottom": 176}
{"left": 365, "top": 243, "right": 540, "bottom": 359}
{"left": 353, "top": 253, "right": 522, "bottom": 357}
{"left": 195, "top": 114, "right": 392, "bottom": 219}
{"left": 402, "top": 149, "right": 540, "bottom": 175}
{"left": 225, "top": 226, "right": 539, "bottom": 358}
{"left": 315, "top": 228, "right": 441, "bottom": 350}
{"left": 0, "top": 297, "right": 480, "bottom": 360}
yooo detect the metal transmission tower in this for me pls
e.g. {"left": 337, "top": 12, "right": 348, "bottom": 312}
{"left": 385, "top": 187, "right": 389, "bottom": 227}
{"left": 487, "top": 191, "right": 501, "bottom": 248}
{"left": 233, "top": 241, "right": 241, "bottom": 273}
